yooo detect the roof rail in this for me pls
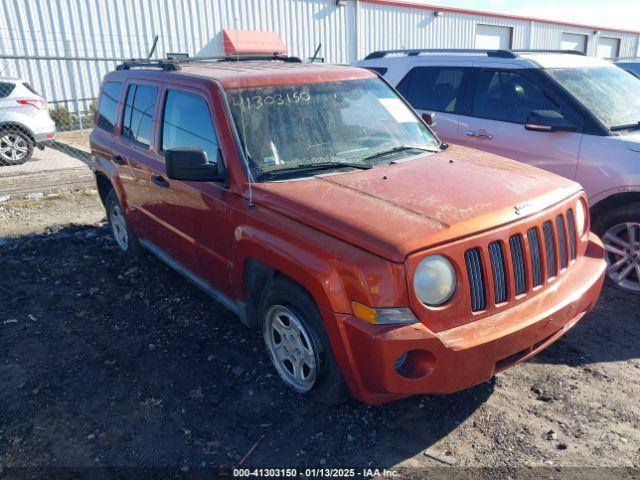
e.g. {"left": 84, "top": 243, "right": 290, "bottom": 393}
{"left": 116, "top": 53, "right": 302, "bottom": 72}
{"left": 511, "top": 49, "right": 586, "bottom": 56}
{"left": 116, "top": 59, "right": 181, "bottom": 71}
{"left": 364, "top": 49, "right": 516, "bottom": 60}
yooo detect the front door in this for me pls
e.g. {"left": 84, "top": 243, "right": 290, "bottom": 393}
{"left": 457, "top": 68, "right": 583, "bottom": 180}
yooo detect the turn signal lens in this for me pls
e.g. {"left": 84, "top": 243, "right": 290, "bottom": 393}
{"left": 352, "top": 302, "right": 418, "bottom": 325}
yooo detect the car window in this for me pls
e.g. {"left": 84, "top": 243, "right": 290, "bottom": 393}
{"left": 122, "top": 84, "right": 158, "bottom": 148}
{"left": 397, "top": 67, "right": 465, "bottom": 113}
{"left": 23, "top": 83, "right": 40, "bottom": 96}
{"left": 162, "top": 90, "right": 219, "bottom": 163}
{"left": 365, "top": 67, "right": 388, "bottom": 76}
{"left": 96, "top": 81, "right": 122, "bottom": 133}
{"left": 0, "top": 82, "right": 16, "bottom": 98}
{"left": 472, "top": 69, "right": 559, "bottom": 124}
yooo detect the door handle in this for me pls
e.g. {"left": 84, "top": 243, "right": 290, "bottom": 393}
{"left": 465, "top": 130, "right": 493, "bottom": 140}
{"left": 151, "top": 175, "right": 170, "bottom": 188}
{"left": 112, "top": 154, "right": 127, "bottom": 165}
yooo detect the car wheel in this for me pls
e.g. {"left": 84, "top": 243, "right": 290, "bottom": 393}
{"left": 105, "top": 189, "right": 142, "bottom": 256}
{"left": 592, "top": 202, "right": 640, "bottom": 295}
{"left": 0, "top": 129, "right": 34, "bottom": 165}
{"left": 260, "top": 277, "right": 349, "bottom": 405}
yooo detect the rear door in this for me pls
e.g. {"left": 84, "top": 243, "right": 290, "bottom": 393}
{"left": 395, "top": 64, "right": 471, "bottom": 143}
{"left": 458, "top": 67, "right": 583, "bottom": 180}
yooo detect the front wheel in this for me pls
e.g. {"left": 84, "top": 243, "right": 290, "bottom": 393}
{"left": 260, "top": 277, "right": 349, "bottom": 405}
{"left": 593, "top": 202, "right": 640, "bottom": 295}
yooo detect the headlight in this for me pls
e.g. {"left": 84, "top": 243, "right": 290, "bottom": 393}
{"left": 575, "top": 198, "right": 587, "bottom": 236}
{"left": 413, "top": 254, "right": 456, "bottom": 306}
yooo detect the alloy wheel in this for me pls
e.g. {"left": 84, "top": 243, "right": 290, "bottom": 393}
{"left": 109, "top": 202, "right": 129, "bottom": 251}
{"left": 602, "top": 222, "right": 640, "bottom": 293}
{"left": 264, "top": 305, "right": 318, "bottom": 393}
{"left": 0, "top": 134, "right": 29, "bottom": 163}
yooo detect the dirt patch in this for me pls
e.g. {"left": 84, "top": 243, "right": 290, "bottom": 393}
{"left": 1, "top": 192, "right": 639, "bottom": 477}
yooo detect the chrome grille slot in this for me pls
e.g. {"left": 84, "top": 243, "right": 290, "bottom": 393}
{"left": 465, "top": 248, "right": 486, "bottom": 312}
{"left": 527, "top": 227, "right": 543, "bottom": 287}
{"left": 509, "top": 234, "right": 527, "bottom": 295}
{"left": 556, "top": 215, "right": 568, "bottom": 269}
{"left": 543, "top": 221, "right": 557, "bottom": 278}
{"left": 566, "top": 209, "right": 577, "bottom": 260}
{"left": 489, "top": 241, "right": 508, "bottom": 304}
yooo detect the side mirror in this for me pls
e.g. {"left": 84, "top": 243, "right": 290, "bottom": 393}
{"left": 525, "top": 110, "right": 577, "bottom": 132}
{"left": 165, "top": 148, "right": 225, "bottom": 182}
{"left": 422, "top": 111, "right": 437, "bottom": 127}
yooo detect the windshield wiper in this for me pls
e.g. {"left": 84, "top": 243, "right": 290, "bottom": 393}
{"left": 257, "top": 161, "right": 372, "bottom": 180}
{"left": 610, "top": 121, "right": 640, "bottom": 132}
{"left": 360, "top": 145, "right": 437, "bottom": 162}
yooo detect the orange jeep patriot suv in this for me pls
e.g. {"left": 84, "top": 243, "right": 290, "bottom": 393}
{"left": 90, "top": 55, "right": 606, "bottom": 405}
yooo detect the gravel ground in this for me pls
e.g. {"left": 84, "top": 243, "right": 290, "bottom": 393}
{"left": 1, "top": 191, "right": 639, "bottom": 479}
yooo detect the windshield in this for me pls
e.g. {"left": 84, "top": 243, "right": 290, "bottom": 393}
{"left": 546, "top": 66, "right": 640, "bottom": 131}
{"left": 226, "top": 78, "right": 440, "bottom": 180}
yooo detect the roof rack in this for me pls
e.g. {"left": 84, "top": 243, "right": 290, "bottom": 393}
{"left": 116, "top": 53, "right": 302, "bottom": 72}
{"left": 364, "top": 49, "right": 516, "bottom": 59}
{"left": 364, "top": 48, "right": 588, "bottom": 60}
{"left": 116, "top": 59, "right": 181, "bottom": 71}
{"left": 511, "top": 49, "right": 586, "bottom": 56}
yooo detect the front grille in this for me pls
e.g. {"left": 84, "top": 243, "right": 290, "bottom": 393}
{"left": 543, "top": 221, "right": 557, "bottom": 278}
{"left": 464, "top": 208, "right": 578, "bottom": 312}
{"left": 488, "top": 241, "right": 508, "bottom": 304}
{"left": 465, "top": 248, "right": 486, "bottom": 312}
{"left": 509, "top": 234, "right": 527, "bottom": 295}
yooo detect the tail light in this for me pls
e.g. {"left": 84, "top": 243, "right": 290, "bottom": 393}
{"left": 17, "top": 98, "right": 47, "bottom": 110}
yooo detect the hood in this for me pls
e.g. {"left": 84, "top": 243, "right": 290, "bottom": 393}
{"left": 252, "top": 145, "right": 581, "bottom": 262}
{"left": 623, "top": 131, "right": 640, "bottom": 152}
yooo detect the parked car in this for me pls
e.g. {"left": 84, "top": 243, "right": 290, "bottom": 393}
{"left": 90, "top": 56, "right": 605, "bottom": 405}
{"left": 612, "top": 57, "right": 640, "bottom": 78}
{"left": 0, "top": 77, "right": 56, "bottom": 165}
{"left": 357, "top": 49, "right": 640, "bottom": 294}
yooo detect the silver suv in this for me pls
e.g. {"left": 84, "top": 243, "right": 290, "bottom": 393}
{"left": 357, "top": 50, "right": 640, "bottom": 294}
{"left": 0, "top": 77, "right": 56, "bottom": 165}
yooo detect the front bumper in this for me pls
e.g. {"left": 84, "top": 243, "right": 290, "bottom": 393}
{"left": 325, "top": 233, "right": 606, "bottom": 404}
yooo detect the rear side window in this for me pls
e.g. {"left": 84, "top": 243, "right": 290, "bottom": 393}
{"left": 397, "top": 67, "right": 465, "bottom": 113}
{"left": 162, "top": 90, "right": 219, "bottom": 163}
{"left": 0, "top": 82, "right": 15, "bottom": 98}
{"left": 122, "top": 84, "right": 158, "bottom": 148}
{"left": 365, "top": 67, "right": 388, "bottom": 76}
{"left": 96, "top": 82, "right": 122, "bottom": 133}
{"left": 472, "top": 69, "right": 559, "bottom": 124}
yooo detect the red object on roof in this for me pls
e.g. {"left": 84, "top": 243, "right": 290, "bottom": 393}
{"left": 223, "top": 29, "right": 287, "bottom": 55}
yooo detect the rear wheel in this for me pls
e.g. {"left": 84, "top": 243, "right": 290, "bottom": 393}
{"left": 105, "top": 189, "right": 142, "bottom": 256}
{"left": 593, "top": 202, "right": 640, "bottom": 295}
{"left": 260, "top": 277, "right": 349, "bottom": 405}
{"left": 0, "top": 129, "right": 33, "bottom": 165}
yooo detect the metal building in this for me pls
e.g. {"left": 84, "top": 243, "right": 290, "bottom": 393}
{"left": 1, "top": 0, "right": 638, "bottom": 108}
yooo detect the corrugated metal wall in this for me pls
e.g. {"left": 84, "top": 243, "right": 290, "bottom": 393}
{"left": 0, "top": 0, "right": 637, "bottom": 104}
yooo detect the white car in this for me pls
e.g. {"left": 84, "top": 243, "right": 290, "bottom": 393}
{"left": 357, "top": 49, "right": 640, "bottom": 294}
{"left": 0, "top": 77, "right": 56, "bottom": 165}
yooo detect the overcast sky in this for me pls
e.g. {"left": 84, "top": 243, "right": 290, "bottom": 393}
{"left": 408, "top": 0, "right": 639, "bottom": 31}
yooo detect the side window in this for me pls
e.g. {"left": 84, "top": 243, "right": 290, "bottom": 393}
{"left": 472, "top": 70, "right": 559, "bottom": 124}
{"left": 162, "top": 90, "right": 219, "bottom": 163}
{"left": 397, "top": 67, "right": 464, "bottom": 113}
{"left": 122, "top": 84, "right": 158, "bottom": 148}
{"left": 96, "top": 81, "right": 122, "bottom": 133}
{"left": 365, "top": 67, "right": 388, "bottom": 76}
{"left": 0, "top": 82, "right": 16, "bottom": 98}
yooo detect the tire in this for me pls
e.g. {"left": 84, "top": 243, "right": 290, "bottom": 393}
{"left": 105, "top": 189, "right": 142, "bottom": 256}
{"left": 592, "top": 201, "right": 640, "bottom": 295}
{"left": 0, "top": 128, "right": 34, "bottom": 166}
{"left": 260, "top": 276, "right": 350, "bottom": 405}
